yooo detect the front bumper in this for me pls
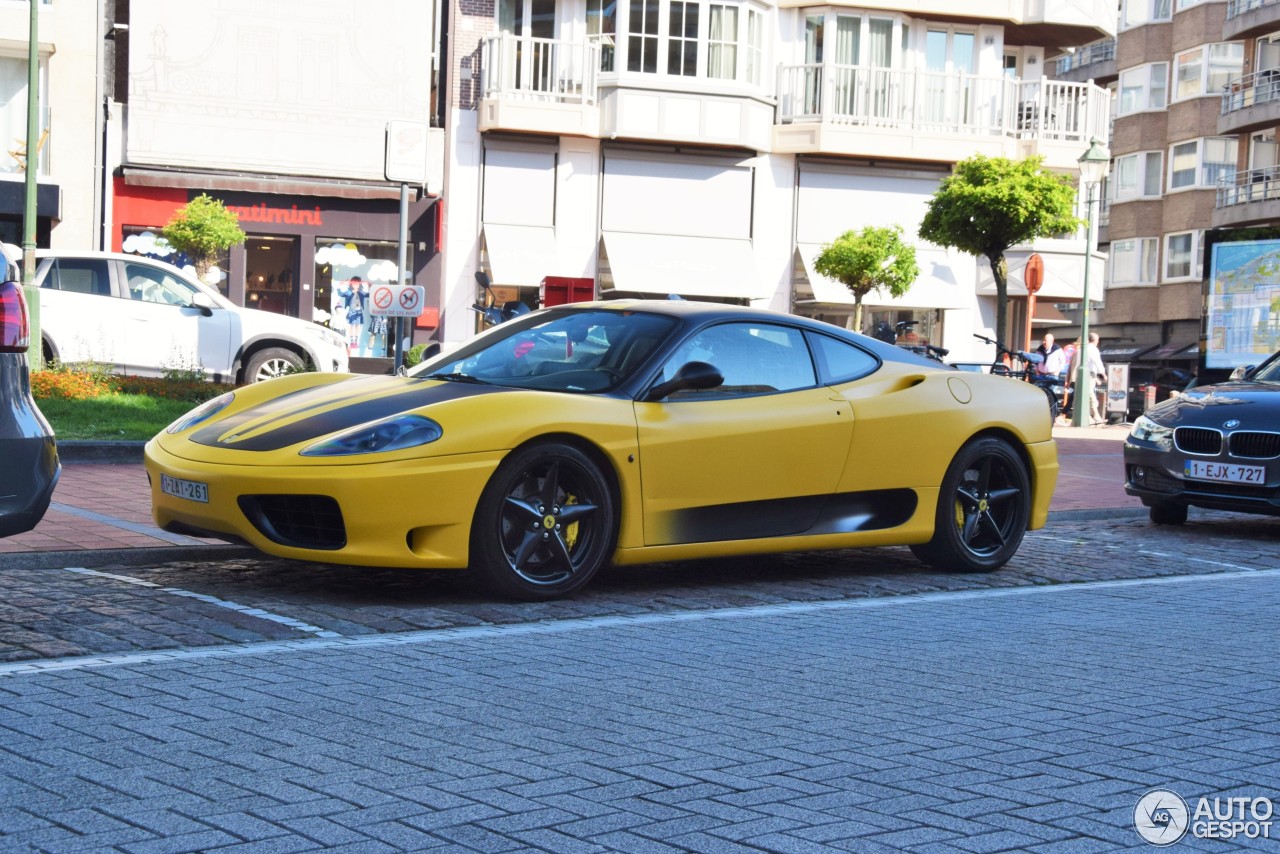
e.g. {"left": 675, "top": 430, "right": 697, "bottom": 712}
{"left": 145, "top": 439, "right": 504, "bottom": 568}
{"left": 1124, "top": 440, "right": 1280, "bottom": 516}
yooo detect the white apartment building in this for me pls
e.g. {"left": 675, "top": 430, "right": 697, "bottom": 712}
{"left": 441, "top": 0, "right": 1117, "bottom": 360}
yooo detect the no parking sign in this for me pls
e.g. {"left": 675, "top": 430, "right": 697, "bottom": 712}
{"left": 369, "top": 284, "right": 426, "bottom": 317}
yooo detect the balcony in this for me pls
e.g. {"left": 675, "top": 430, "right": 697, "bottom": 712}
{"left": 1214, "top": 167, "right": 1280, "bottom": 228}
{"left": 773, "top": 66, "right": 1110, "bottom": 171}
{"left": 1053, "top": 39, "right": 1117, "bottom": 86}
{"left": 478, "top": 35, "right": 775, "bottom": 150}
{"left": 1219, "top": 69, "right": 1280, "bottom": 136}
{"left": 1224, "top": 0, "right": 1280, "bottom": 42}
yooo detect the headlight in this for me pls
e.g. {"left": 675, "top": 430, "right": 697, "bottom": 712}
{"left": 165, "top": 392, "right": 235, "bottom": 434}
{"left": 1130, "top": 414, "right": 1173, "bottom": 450}
{"left": 300, "top": 414, "right": 443, "bottom": 456}
{"left": 306, "top": 324, "right": 346, "bottom": 350}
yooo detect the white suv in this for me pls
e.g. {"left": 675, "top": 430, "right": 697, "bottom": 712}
{"left": 28, "top": 251, "right": 348, "bottom": 383}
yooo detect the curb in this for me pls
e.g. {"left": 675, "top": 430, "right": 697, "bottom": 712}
{"left": 0, "top": 544, "right": 260, "bottom": 571}
{"left": 57, "top": 441, "right": 147, "bottom": 463}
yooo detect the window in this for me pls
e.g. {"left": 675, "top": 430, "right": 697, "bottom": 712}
{"left": 1118, "top": 64, "right": 1168, "bottom": 115}
{"left": 125, "top": 262, "right": 198, "bottom": 307}
{"left": 658, "top": 322, "right": 817, "bottom": 397}
{"left": 1169, "top": 138, "right": 1238, "bottom": 190}
{"left": 1109, "top": 238, "right": 1159, "bottom": 285}
{"left": 668, "top": 1, "right": 698, "bottom": 76}
{"left": 1175, "top": 0, "right": 1208, "bottom": 8}
{"left": 1114, "top": 151, "right": 1164, "bottom": 200}
{"left": 627, "top": 0, "right": 659, "bottom": 73}
{"left": 1173, "top": 43, "right": 1243, "bottom": 100}
{"left": 1165, "top": 231, "right": 1202, "bottom": 280}
{"left": 46, "top": 259, "right": 112, "bottom": 297}
{"left": 1122, "top": 0, "right": 1171, "bottom": 28}
{"left": 744, "top": 8, "right": 763, "bottom": 86}
{"left": 707, "top": 4, "right": 738, "bottom": 79}
{"left": 122, "top": 227, "right": 230, "bottom": 297}
{"left": 806, "top": 332, "right": 877, "bottom": 383}
{"left": 0, "top": 56, "right": 48, "bottom": 177}
{"left": 587, "top": 0, "right": 617, "bottom": 71}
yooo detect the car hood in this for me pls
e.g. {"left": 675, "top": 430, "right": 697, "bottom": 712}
{"left": 187, "top": 374, "right": 502, "bottom": 452}
{"left": 1145, "top": 380, "right": 1280, "bottom": 428}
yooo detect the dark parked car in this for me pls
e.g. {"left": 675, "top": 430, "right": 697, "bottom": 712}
{"left": 0, "top": 277, "right": 59, "bottom": 537}
{"left": 1125, "top": 352, "right": 1280, "bottom": 525}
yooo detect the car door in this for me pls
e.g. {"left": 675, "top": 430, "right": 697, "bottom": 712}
{"left": 119, "top": 260, "right": 234, "bottom": 378}
{"left": 37, "top": 257, "right": 128, "bottom": 370}
{"left": 634, "top": 321, "right": 854, "bottom": 546}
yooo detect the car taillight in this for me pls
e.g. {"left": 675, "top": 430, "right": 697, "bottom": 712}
{"left": 0, "top": 280, "right": 30, "bottom": 353}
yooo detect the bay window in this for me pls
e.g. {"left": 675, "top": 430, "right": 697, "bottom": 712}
{"left": 1109, "top": 238, "right": 1159, "bottom": 286}
{"left": 1169, "top": 138, "right": 1237, "bottom": 190}
{"left": 1173, "top": 43, "right": 1243, "bottom": 101}
{"left": 1121, "top": 0, "right": 1171, "bottom": 29}
{"left": 1164, "top": 231, "right": 1202, "bottom": 281}
{"left": 1114, "top": 151, "right": 1163, "bottom": 200}
{"left": 620, "top": 0, "right": 767, "bottom": 85}
{"left": 1119, "top": 63, "right": 1168, "bottom": 115}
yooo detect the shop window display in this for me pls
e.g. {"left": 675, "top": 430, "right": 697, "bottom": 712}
{"left": 314, "top": 239, "right": 407, "bottom": 357}
{"left": 121, "top": 228, "right": 231, "bottom": 297}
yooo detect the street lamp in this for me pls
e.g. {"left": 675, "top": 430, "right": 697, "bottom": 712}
{"left": 1073, "top": 137, "right": 1111, "bottom": 428}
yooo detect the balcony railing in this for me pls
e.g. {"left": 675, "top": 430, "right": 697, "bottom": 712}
{"left": 480, "top": 35, "right": 601, "bottom": 105}
{"left": 1054, "top": 40, "right": 1116, "bottom": 76}
{"left": 775, "top": 65, "right": 1108, "bottom": 144}
{"left": 1217, "top": 166, "right": 1280, "bottom": 207}
{"left": 1227, "top": 0, "right": 1280, "bottom": 18}
{"left": 1221, "top": 68, "right": 1280, "bottom": 114}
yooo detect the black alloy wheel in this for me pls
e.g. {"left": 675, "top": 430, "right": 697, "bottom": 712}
{"left": 470, "top": 442, "right": 616, "bottom": 600}
{"left": 911, "top": 437, "right": 1031, "bottom": 573}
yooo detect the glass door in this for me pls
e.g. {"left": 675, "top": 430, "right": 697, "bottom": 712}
{"left": 244, "top": 235, "right": 298, "bottom": 317}
{"left": 499, "top": 0, "right": 556, "bottom": 92}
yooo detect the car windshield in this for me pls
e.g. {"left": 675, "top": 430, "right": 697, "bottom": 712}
{"left": 1250, "top": 355, "right": 1280, "bottom": 382}
{"left": 412, "top": 309, "right": 678, "bottom": 393}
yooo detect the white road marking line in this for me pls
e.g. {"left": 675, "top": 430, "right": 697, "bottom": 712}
{"left": 62, "top": 567, "right": 342, "bottom": 639}
{"left": 4, "top": 567, "right": 1278, "bottom": 678}
{"left": 48, "top": 502, "right": 209, "bottom": 546}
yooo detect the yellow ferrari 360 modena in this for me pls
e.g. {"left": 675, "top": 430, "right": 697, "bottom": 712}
{"left": 145, "top": 300, "right": 1057, "bottom": 600}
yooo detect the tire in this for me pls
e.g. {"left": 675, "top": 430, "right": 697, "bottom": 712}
{"left": 244, "top": 347, "right": 306, "bottom": 383}
{"left": 470, "top": 443, "right": 617, "bottom": 601}
{"left": 911, "top": 437, "right": 1032, "bottom": 573}
{"left": 1149, "top": 503, "right": 1187, "bottom": 526}
{"left": 1039, "top": 384, "right": 1061, "bottom": 423}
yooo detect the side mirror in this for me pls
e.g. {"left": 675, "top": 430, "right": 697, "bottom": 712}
{"left": 1230, "top": 364, "right": 1254, "bottom": 381}
{"left": 191, "top": 291, "right": 214, "bottom": 316}
{"left": 645, "top": 361, "right": 723, "bottom": 401}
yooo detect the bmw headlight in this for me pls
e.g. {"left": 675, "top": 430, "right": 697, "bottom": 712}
{"left": 165, "top": 392, "right": 235, "bottom": 434}
{"left": 300, "top": 415, "right": 443, "bottom": 456}
{"left": 1130, "top": 414, "right": 1173, "bottom": 451}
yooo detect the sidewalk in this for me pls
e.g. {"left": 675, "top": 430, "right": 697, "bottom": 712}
{"left": 0, "top": 425, "right": 1142, "bottom": 568}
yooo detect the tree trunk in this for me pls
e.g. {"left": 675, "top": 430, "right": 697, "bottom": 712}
{"left": 853, "top": 295, "right": 864, "bottom": 335}
{"left": 987, "top": 253, "right": 1009, "bottom": 347}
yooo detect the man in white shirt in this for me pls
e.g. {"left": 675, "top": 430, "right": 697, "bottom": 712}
{"left": 1067, "top": 332, "right": 1106, "bottom": 424}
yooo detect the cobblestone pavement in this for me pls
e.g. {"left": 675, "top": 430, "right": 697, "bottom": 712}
{"left": 1, "top": 566, "right": 1277, "bottom": 852}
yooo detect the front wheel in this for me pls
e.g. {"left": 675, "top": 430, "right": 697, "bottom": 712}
{"left": 1040, "top": 384, "right": 1061, "bottom": 423}
{"left": 911, "top": 437, "right": 1031, "bottom": 573}
{"left": 244, "top": 347, "right": 307, "bottom": 383}
{"left": 1149, "top": 502, "right": 1187, "bottom": 526}
{"left": 470, "top": 443, "right": 617, "bottom": 601}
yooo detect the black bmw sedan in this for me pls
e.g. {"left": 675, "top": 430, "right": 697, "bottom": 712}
{"left": 1125, "top": 351, "right": 1280, "bottom": 525}
{"left": 0, "top": 278, "right": 59, "bottom": 537}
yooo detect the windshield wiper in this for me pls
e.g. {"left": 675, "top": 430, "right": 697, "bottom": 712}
{"left": 424, "top": 372, "right": 489, "bottom": 385}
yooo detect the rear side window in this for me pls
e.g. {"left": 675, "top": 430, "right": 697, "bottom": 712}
{"left": 47, "top": 259, "right": 112, "bottom": 297}
{"left": 807, "top": 332, "right": 879, "bottom": 384}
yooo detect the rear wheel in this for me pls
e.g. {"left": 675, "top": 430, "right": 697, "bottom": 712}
{"left": 244, "top": 347, "right": 306, "bottom": 383}
{"left": 911, "top": 437, "right": 1031, "bottom": 573}
{"left": 1149, "top": 503, "right": 1187, "bottom": 526}
{"left": 470, "top": 443, "right": 616, "bottom": 601}
{"left": 1039, "top": 384, "right": 1061, "bottom": 423}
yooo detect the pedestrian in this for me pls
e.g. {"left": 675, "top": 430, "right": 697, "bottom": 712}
{"left": 1067, "top": 332, "right": 1107, "bottom": 425}
{"left": 1035, "top": 332, "right": 1062, "bottom": 376}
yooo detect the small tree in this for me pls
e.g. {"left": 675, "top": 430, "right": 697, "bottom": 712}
{"left": 813, "top": 225, "right": 919, "bottom": 334}
{"left": 918, "top": 154, "right": 1080, "bottom": 347}
{"left": 161, "top": 194, "right": 246, "bottom": 283}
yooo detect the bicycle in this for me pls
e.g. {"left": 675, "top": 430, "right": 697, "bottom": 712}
{"left": 973, "top": 333, "right": 1064, "bottom": 423}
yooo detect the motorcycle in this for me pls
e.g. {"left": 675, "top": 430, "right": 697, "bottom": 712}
{"left": 973, "top": 333, "right": 1064, "bottom": 423}
{"left": 473, "top": 271, "right": 531, "bottom": 328}
{"left": 874, "top": 319, "right": 950, "bottom": 363}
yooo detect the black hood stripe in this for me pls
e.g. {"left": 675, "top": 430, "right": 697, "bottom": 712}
{"left": 191, "top": 379, "right": 501, "bottom": 451}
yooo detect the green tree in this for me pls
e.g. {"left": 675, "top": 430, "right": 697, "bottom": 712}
{"left": 161, "top": 194, "right": 246, "bottom": 283}
{"left": 918, "top": 154, "right": 1080, "bottom": 347}
{"left": 813, "top": 225, "right": 919, "bottom": 334}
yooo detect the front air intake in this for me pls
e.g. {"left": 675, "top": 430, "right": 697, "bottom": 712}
{"left": 237, "top": 494, "right": 346, "bottom": 550}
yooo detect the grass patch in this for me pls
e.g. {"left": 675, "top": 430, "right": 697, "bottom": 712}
{"left": 37, "top": 393, "right": 202, "bottom": 441}
{"left": 32, "top": 365, "right": 231, "bottom": 441}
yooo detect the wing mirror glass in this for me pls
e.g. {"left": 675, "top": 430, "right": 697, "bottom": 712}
{"left": 645, "top": 360, "right": 723, "bottom": 401}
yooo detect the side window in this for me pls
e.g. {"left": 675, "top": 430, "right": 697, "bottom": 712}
{"left": 660, "top": 322, "right": 817, "bottom": 397}
{"left": 807, "top": 332, "right": 879, "bottom": 383}
{"left": 48, "top": 259, "right": 112, "bottom": 297}
{"left": 125, "top": 262, "right": 196, "bottom": 306}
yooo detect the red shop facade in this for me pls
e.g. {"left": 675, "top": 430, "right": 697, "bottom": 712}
{"left": 111, "top": 176, "right": 441, "bottom": 339}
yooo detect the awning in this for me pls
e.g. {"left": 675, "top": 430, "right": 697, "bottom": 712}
{"left": 1145, "top": 341, "right": 1196, "bottom": 361}
{"left": 122, "top": 166, "right": 416, "bottom": 200}
{"left": 795, "top": 245, "right": 970, "bottom": 310}
{"left": 599, "top": 232, "right": 768, "bottom": 300}
{"left": 1100, "top": 343, "right": 1156, "bottom": 361}
{"left": 482, "top": 224, "right": 562, "bottom": 288}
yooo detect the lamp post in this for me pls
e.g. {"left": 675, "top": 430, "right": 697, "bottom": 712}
{"left": 1073, "top": 137, "right": 1111, "bottom": 428}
